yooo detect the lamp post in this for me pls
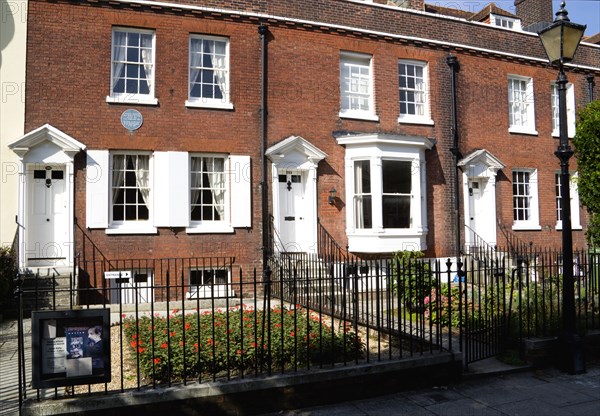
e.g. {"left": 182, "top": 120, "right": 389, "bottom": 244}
{"left": 538, "top": 1, "right": 586, "bottom": 375}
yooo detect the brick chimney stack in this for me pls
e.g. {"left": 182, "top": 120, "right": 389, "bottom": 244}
{"left": 515, "top": 0, "right": 555, "bottom": 32}
{"left": 373, "top": 0, "right": 425, "bottom": 11}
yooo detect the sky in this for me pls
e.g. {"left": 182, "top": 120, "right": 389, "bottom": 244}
{"left": 426, "top": 0, "right": 600, "bottom": 36}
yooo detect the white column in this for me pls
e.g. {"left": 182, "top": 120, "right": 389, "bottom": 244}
{"left": 371, "top": 157, "right": 384, "bottom": 234}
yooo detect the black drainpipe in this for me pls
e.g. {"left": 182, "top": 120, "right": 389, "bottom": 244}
{"left": 447, "top": 54, "right": 461, "bottom": 263}
{"left": 586, "top": 74, "right": 595, "bottom": 103}
{"left": 259, "top": 25, "right": 270, "bottom": 273}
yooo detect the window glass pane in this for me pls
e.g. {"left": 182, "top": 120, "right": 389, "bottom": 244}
{"left": 399, "top": 61, "right": 427, "bottom": 117}
{"left": 112, "top": 154, "right": 150, "bottom": 223}
{"left": 382, "top": 160, "right": 411, "bottom": 194}
{"left": 189, "top": 36, "right": 229, "bottom": 102}
{"left": 354, "top": 160, "right": 372, "bottom": 229}
{"left": 512, "top": 170, "right": 531, "bottom": 221}
{"left": 34, "top": 170, "right": 45, "bottom": 179}
{"left": 340, "top": 54, "right": 371, "bottom": 113}
{"left": 382, "top": 195, "right": 411, "bottom": 228}
{"left": 111, "top": 30, "right": 154, "bottom": 98}
{"left": 190, "top": 156, "right": 226, "bottom": 222}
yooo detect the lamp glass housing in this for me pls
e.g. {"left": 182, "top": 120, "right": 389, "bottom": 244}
{"left": 538, "top": 19, "right": 586, "bottom": 65}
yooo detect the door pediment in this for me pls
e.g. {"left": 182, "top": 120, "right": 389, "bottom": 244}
{"left": 9, "top": 124, "right": 86, "bottom": 161}
{"left": 266, "top": 135, "right": 327, "bottom": 168}
{"left": 458, "top": 149, "right": 505, "bottom": 178}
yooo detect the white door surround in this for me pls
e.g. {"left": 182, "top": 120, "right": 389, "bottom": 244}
{"left": 266, "top": 136, "right": 327, "bottom": 254}
{"left": 9, "top": 124, "right": 86, "bottom": 269}
{"left": 458, "top": 149, "right": 505, "bottom": 249}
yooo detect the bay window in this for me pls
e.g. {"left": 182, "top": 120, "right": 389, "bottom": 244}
{"left": 338, "top": 133, "right": 433, "bottom": 253}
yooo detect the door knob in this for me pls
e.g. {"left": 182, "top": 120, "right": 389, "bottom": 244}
{"left": 46, "top": 219, "right": 50, "bottom": 222}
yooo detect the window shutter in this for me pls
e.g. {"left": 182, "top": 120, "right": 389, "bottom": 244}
{"left": 86, "top": 150, "right": 109, "bottom": 229}
{"left": 229, "top": 155, "right": 252, "bottom": 228}
{"left": 153, "top": 151, "right": 190, "bottom": 227}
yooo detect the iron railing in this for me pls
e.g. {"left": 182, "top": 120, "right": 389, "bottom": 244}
{"left": 12, "top": 247, "right": 600, "bottom": 409}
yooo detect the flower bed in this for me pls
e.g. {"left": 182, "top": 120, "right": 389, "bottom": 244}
{"left": 123, "top": 305, "right": 364, "bottom": 383}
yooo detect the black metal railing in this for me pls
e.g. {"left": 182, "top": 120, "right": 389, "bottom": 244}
{"left": 317, "top": 218, "right": 352, "bottom": 264}
{"left": 12, "top": 246, "right": 600, "bottom": 408}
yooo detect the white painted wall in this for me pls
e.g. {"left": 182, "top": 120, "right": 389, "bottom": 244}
{"left": 0, "top": 0, "right": 27, "bottom": 246}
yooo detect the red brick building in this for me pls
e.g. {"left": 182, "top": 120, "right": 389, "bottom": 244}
{"left": 8, "top": 0, "right": 599, "bottom": 299}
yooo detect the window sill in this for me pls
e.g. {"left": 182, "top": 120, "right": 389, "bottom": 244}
{"left": 106, "top": 96, "right": 159, "bottom": 106}
{"left": 339, "top": 112, "right": 380, "bottom": 122}
{"left": 551, "top": 131, "right": 575, "bottom": 139}
{"left": 186, "top": 287, "right": 235, "bottom": 299}
{"left": 397, "top": 117, "right": 434, "bottom": 126}
{"left": 511, "top": 224, "right": 542, "bottom": 231}
{"left": 508, "top": 127, "right": 538, "bottom": 136}
{"left": 555, "top": 224, "right": 583, "bottom": 231}
{"left": 185, "top": 100, "right": 234, "bottom": 110}
{"left": 186, "top": 224, "right": 234, "bottom": 234}
{"left": 347, "top": 231, "right": 427, "bottom": 253}
{"left": 105, "top": 226, "right": 158, "bottom": 235}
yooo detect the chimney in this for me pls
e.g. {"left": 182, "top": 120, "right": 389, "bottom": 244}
{"left": 515, "top": 0, "right": 554, "bottom": 32}
{"left": 379, "top": 0, "right": 425, "bottom": 11}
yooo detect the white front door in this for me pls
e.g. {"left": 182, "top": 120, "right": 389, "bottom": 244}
{"left": 277, "top": 171, "right": 306, "bottom": 252}
{"left": 26, "top": 165, "right": 69, "bottom": 266}
{"left": 467, "top": 179, "right": 483, "bottom": 241}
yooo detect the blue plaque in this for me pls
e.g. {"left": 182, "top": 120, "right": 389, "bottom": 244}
{"left": 121, "top": 109, "right": 143, "bottom": 131}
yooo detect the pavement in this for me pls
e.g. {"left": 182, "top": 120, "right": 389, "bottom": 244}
{"left": 1, "top": 317, "right": 599, "bottom": 416}
{"left": 262, "top": 364, "right": 600, "bottom": 416}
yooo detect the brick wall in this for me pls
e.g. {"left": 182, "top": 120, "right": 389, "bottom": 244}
{"left": 24, "top": 0, "right": 595, "bottom": 273}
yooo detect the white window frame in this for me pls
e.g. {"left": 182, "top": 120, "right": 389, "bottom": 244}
{"left": 508, "top": 75, "right": 537, "bottom": 135}
{"left": 338, "top": 134, "right": 433, "bottom": 253}
{"left": 353, "top": 160, "right": 372, "bottom": 229}
{"left": 186, "top": 35, "right": 233, "bottom": 110}
{"left": 187, "top": 154, "right": 232, "bottom": 233}
{"left": 398, "top": 60, "right": 433, "bottom": 125}
{"left": 107, "top": 27, "right": 158, "bottom": 105}
{"left": 555, "top": 172, "right": 582, "bottom": 230}
{"left": 107, "top": 151, "right": 157, "bottom": 234}
{"left": 339, "top": 51, "right": 379, "bottom": 121}
{"left": 551, "top": 82, "right": 576, "bottom": 138}
{"left": 512, "top": 168, "right": 541, "bottom": 230}
{"left": 491, "top": 14, "right": 522, "bottom": 30}
{"left": 187, "top": 266, "right": 233, "bottom": 299}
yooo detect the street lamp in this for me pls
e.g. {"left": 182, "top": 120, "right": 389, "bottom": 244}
{"left": 538, "top": 1, "right": 586, "bottom": 375}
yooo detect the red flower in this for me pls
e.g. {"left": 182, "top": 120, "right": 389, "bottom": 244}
{"left": 172, "top": 308, "right": 179, "bottom": 314}
{"left": 289, "top": 331, "right": 295, "bottom": 337}
{"left": 153, "top": 357, "right": 161, "bottom": 364}
{"left": 160, "top": 343, "right": 168, "bottom": 349}
{"left": 185, "top": 322, "right": 191, "bottom": 331}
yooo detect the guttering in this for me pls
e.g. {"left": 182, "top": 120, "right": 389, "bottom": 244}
{"left": 587, "top": 74, "right": 596, "bottom": 102}
{"left": 447, "top": 55, "right": 461, "bottom": 263}
{"left": 103, "top": 0, "right": 600, "bottom": 72}
{"left": 259, "top": 24, "right": 270, "bottom": 269}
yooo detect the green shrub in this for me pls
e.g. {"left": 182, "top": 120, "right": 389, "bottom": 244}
{"left": 390, "top": 251, "right": 434, "bottom": 312}
{"left": 123, "top": 305, "right": 364, "bottom": 383}
{"left": 0, "top": 246, "right": 16, "bottom": 310}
